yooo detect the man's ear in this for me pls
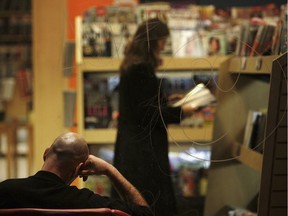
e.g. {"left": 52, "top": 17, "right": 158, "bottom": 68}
{"left": 43, "top": 148, "right": 50, "bottom": 161}
{"left": 75, "top": 162, "right": 84, "bottom": 176}
{"left": 67, "top": 163, "right": 84, "bottom": 185}
{"left": 75, "top": 162, "right": 88, "bottom": 182}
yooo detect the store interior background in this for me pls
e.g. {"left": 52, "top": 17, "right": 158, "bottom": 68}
{"left": 0, "top": 0, "right": 286, "bottom": 215}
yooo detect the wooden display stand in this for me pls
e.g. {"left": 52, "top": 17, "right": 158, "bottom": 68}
{"left": 258, "top": 53, "right": 287, "bottom": 216}
{"left": 211, "top": 55, "right": 277, "bottom": 165}
{"left": 205, "top": 55, "right": 278, "bottom": 216}
{"left": 77, "top": 56, "right": 228, "bottom": 144}
{"left": 0, "top": 123, "right": 33, "bottom": 180}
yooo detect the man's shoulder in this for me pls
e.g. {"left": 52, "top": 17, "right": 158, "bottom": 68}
{"left": 68, "top": 184, "right": 95, "bottom": 196}
{"left": 0, "top": 177, "right": 28, "bottom": 192}
{"left": 0, "top": 177, "right": 27, "bottom": 185}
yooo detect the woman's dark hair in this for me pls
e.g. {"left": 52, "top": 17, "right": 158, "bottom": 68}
{"left": 120, "top": 18, "right": 170, "bottom": 72}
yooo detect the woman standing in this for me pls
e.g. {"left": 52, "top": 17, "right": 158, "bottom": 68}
{"left": 113, "top": 18, "right": 194, "bottom": 216}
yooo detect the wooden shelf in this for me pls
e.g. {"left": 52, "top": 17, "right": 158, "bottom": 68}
{"left": 77, "top": 56, "right": 227, "bottom": 145}
{"left": 237, "top": 146, "right": 263, "bottom": 172}
{"left": 168, "top": 125, "right": 213, "bottom": 143}
{"left": 228, "top": 55, "right": 277, "bottom": 74}
{"left": 159, "top": 56, "right": 229, "bottom": 71}
{"left": 78, "top": 58, "right": 121, "bottom": 72}
{"left": 82, "top": 125, "right": 213, "bottom": 144}
{"left": 78, "top": 56, "right": 229, "bottom": 72}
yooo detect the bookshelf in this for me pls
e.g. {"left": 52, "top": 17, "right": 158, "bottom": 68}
{"left": 205, "top": 55, "right": 278, "bottom": 216}
{"left": 73, "top": 3, "right": 285, "bottom": 215}
{"left": 77, "top": 56, "right": 228, "bottom": 144}
{"left": 77, "top": 56, "right": 225, "bottom": 215}
{"left": 75, "top": 12, "right": 228, "bottom": 213}
{"left": 211, "top": 55, "right": 276, "bottom": 163}
{"left": 228, "top": 55, "right": 276, "bottom": 171}
{"left": 258, "top": 52, "right": 287, "bottom": 216}
{"left": 0, "top": 123, "right": 13, "bottom": 180}
{"left": 0, "top": 123, "right": 33, "bottom": 181}
{"left": 0, "top": 0, "right": 32, "bottom": 121}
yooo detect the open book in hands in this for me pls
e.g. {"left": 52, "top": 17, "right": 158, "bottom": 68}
{"left": 171, "top": 83, "right": 216, "bottom": 109}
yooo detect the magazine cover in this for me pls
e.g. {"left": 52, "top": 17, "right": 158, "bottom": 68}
{"left": 170, "top": 29, "right": 205, "bottom": 57}
{"left": 202, "top": 30, "right": 227, "bottom": 56}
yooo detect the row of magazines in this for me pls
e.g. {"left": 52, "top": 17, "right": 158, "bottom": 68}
{"left": 81, "top": 3, "right": 287, "bottom": 58}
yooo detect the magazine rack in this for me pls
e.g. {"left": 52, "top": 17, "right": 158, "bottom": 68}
{"left": 77, "top": 57, "right": 228, "bottom": 144}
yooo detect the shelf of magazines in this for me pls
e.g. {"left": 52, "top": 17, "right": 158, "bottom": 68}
{"left": 77, "top": 56, "right": 228, "bottom": 144}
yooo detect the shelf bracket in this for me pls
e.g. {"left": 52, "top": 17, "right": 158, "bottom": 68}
{"left": 255, "top": 57, "right": 262, "bottom": 70}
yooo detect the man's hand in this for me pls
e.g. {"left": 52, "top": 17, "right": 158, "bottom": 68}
{"left": 78, "top": 155, "right": 149, "bottom": 207}
{"left": 78, "top": 155, "right": 112, "bottom": 181}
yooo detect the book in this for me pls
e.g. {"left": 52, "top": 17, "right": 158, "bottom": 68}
{"left": 240, "top": 23, "right": 260, "bottom": 56}
{"left": 235, "top": 24, "right": 248, "bottom": 56}
{"left": 248, "top": 112, "right": 266, "bottom": 153}
{"left": 278, "top": 4, "right": 288, "bottom": 54}
{"left": 243, "top": 110, "right": 266, "bottom": 152}
{"left": 231, "top": 7, "right": 254, "bottom": 19}
{"left": 136, "top": 2, "right": 170, "bottom": 23}
{"left": 17, "top": 69, "right": 32, "bottom": 98}
{"left": 225, "top": 25, "right": 240, "bottom": 55}
{"left": 271, "top": 20, "right": 283, "bottom": 55}
{"left": 250, "top": 24, "right": 276, "bottom": 56}
{"left": 82, "top": 22, "right": 113, "bottom": 57}
{"left": 168, "top": 9, "right": 204, "bottom": 57}
{"left": 1, "top": 77, "right": 16, "bottom": 101}
{"left": 170, "top": 29, "right": 205, "bottom": 57}
{"left": 243, "top": 110, "right": 261, "bottom": 147}
{"left": 111, "top": 23, "right": 137, "bottom": 58}
{"left": 202, "top": 30, "right": 227, "bottom": 56}
{"left": 171, "top": 83, "right": 216, "bottom": 109}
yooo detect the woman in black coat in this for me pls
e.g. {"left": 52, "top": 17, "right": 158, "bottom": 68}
{"left": 113, "top": 18, "right": 194, "bottom": 216}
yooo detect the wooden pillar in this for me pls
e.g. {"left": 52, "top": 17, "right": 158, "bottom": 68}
{"left": 32, "top": 0, "right": 68, "bottom": 171}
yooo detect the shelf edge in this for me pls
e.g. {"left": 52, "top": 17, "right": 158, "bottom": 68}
{"left": 238, "top": 145, "right": 263, "bottom": 172}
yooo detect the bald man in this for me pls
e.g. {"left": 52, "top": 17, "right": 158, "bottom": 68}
{"left": 0, "top": 132, "right": 152, "bottom": 216}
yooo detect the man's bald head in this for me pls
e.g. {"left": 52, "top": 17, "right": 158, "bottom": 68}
{"left": 45, "top": 132, "right": 89, "bottom": 169}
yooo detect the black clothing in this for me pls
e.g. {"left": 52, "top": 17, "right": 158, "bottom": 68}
{"left": 0, "top": 171, "right": 152, "bottom": 216}
{"left": 113, "top": 63, "right": 182, "bottom": 216}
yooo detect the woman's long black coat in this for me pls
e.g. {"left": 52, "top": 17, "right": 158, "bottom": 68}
{"left": 113, "top": 62, "right": 182, "bottom": 216}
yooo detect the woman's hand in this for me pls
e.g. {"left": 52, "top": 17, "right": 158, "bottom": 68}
{"left": 182, "top": 103, "right": 216, "bottom": 118}
{"left": 168, "top": 93, "right": 184, "bottom": 103}
{"left": 182, "top": 104, "right": 196, "bottom": 117}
